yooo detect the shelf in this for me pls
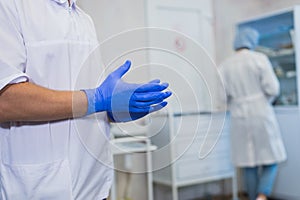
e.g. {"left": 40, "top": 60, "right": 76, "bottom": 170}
{"left": 256, "top": 46, "right": 295, "bottom": 58}
{"left": 277, "top": 76, "right": 296, "bottom": 80}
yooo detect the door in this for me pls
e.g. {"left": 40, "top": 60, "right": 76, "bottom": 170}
{"left": 146, "top": 0, "right": 224, "bottom": 113}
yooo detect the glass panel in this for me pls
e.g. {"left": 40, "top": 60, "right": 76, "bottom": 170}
{"left": 269, "top": 48, "right": 297, "bottom": 105}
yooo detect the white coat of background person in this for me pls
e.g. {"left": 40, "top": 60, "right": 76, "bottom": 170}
{"left": 0, "top": 0, "right": 171, "bottom": 199}
{"left": 220, "top": 28, "right": 286, "bottom": 200}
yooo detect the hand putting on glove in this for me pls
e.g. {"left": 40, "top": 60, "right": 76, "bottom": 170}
{"left": 83, "top": 60, "right": 172, "bottom": 122}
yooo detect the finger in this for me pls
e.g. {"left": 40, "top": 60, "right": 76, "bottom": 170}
{"left": 149, "top": 102, "right": 168, "bottom": 113}
{"left": 148, "top": 79, "right": 160, "bottom": 84}
{"left": 132, "top": 98, "right": 165, "bottom": 108}
{"left": 128, "top": 106, "right": 151, "bottom": 113}
{"left": 135, "top": 82, "right": 169, "bottom": 92}
{"left": 111, "top": 60, "right": 131, "bottom": 78}
{"left": 132, "top": 91, "right": 172, "bottom": 103}
{"left": 129, "top": 101, "right": 168, "bottom": 113}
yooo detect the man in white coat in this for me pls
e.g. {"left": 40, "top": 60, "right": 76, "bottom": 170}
{"left": 0, "top": 0, "right": 171, "bottom": 199}
{"left": 220, "top": 28, "right": 287, "bottom": 200}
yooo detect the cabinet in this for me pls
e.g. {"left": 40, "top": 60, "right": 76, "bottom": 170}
{"left": 237, "top": 6, "right": 300, "bottom": 107}
{"left": 149, "top": 110, "right": 237, "bottom": 200}
{"left": 236, "top": 6, "right": 300, "bottom": 199}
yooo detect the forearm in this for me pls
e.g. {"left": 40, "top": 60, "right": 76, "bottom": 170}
{"left": 0, "top": 82, "right": 88, "bottom": 123}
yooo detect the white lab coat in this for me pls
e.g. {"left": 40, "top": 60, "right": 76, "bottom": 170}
{"left": 220, "top": 49, "right": 287, "bottom": 167}
{"left": 0, "top": 0, "right": 113, "bottom": 199}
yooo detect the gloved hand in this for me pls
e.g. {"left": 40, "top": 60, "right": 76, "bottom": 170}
{"left": 83, "top": 60, "right": 172, "bottom": 122}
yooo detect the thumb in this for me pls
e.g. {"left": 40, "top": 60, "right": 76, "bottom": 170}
{"left": 112, "top": 60, "right": 131, "bottom": 78}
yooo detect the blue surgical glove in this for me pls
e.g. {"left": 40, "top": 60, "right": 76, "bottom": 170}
{"left": 83, "top": 60, "right": 172, "bottom": 122}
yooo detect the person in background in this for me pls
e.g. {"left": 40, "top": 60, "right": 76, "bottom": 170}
{"left": 0, "top": 0, "right": 171, "bottom": 199}
{"left": 220, "top": 27, "right": 287, "bottom": 200}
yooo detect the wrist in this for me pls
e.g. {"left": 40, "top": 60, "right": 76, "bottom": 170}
{"left": 107, "top": 111, "right": 115, "bottom": 122}
{"left": 82, "top": 89, "right": 97, "bottom": 115}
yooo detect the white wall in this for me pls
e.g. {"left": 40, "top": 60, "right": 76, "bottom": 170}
{"left": 214, "top": 0, "right": 300, "bottom": 64}
{"left": 78, "top": 0, "right": 145, "bottom": 42}
{"left": 78, "top": 0, "right": 148, "bottom": 83}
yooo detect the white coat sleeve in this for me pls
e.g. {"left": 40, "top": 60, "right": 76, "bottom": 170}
{"left": 258, "top": 55, "right": 280, "bottom": 98}
{"left": 0, "top": 0, "right": 28, "bottom": 90}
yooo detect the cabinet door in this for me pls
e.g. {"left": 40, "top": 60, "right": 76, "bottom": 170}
{"left": 146, "top": 0, "right": 222, "bottom": 113}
